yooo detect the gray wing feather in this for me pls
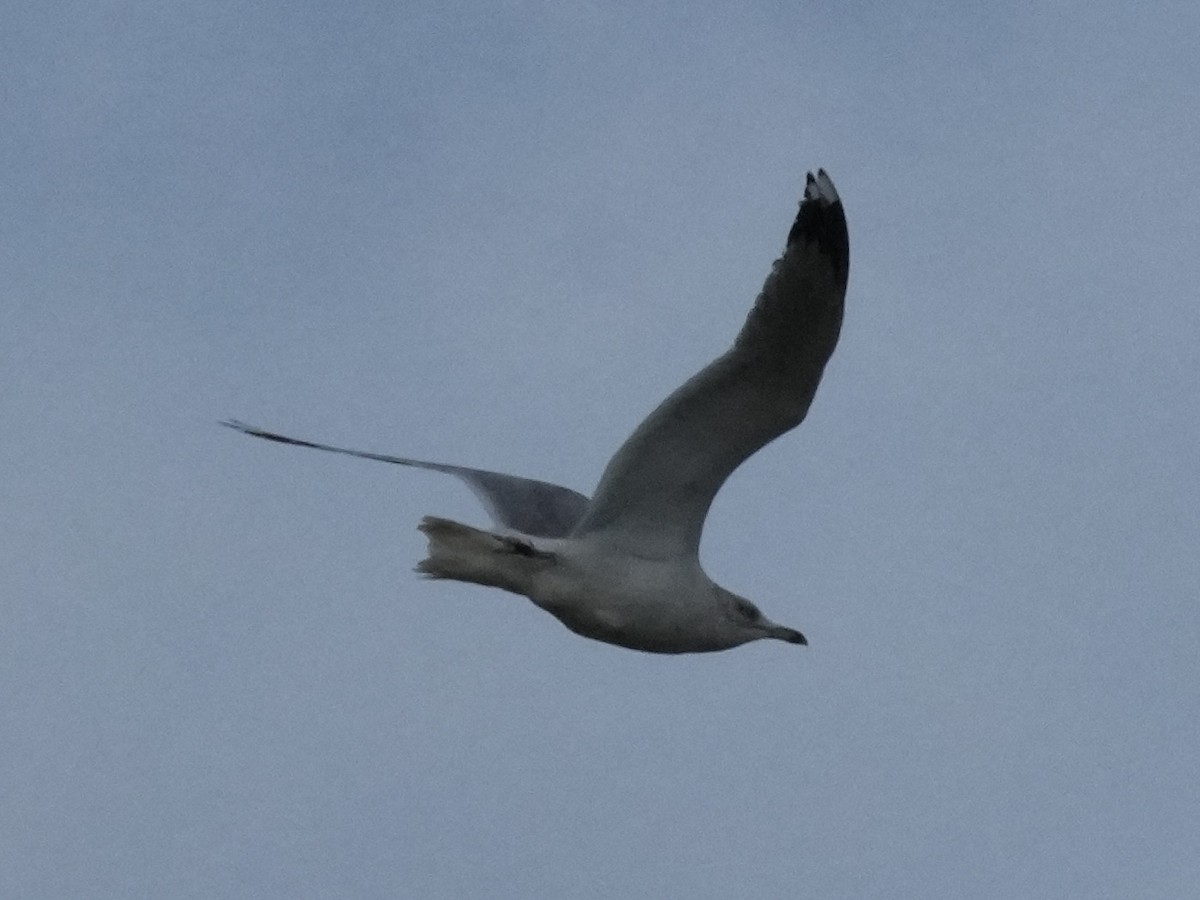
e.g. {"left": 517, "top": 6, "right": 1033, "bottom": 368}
{"left": 570, "top": 170, "right": 849, "bottom": 558}
{"left": 220, "top": 420, "right": 589, "bottom": 538}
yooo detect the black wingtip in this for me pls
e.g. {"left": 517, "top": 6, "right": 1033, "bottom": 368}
{"left": 220, "top": 419, "right": 313, "bottom": 449}
{"left": 221, "top": 419, "right": 268, "bottom": 438}
{"left": 787, "top": 169, "right": 849, "bottom": 291}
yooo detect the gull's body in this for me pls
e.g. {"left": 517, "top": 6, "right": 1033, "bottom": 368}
{"left": 225, "top": 169, "right": 849, "bottom": 654}
{"left": 504, "top": 534, "right": 741, "bottom": 654}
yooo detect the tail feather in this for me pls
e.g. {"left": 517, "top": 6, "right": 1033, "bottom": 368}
{"left": 416, "top": 516, "right": 550, "bottom": 595}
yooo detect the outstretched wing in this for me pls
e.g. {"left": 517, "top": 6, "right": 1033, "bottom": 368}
{"left": 570, "top": 169, "right": 849, "bottom": 558}
{"left": 221, "top": 420, "right": 589, "bottom": 538}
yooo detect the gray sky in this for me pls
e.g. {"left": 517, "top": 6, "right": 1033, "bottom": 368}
{"left": 3, "top": 2, "right": 1198, "bottom": 897}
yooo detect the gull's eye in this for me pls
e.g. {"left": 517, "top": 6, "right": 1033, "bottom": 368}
{"left": 734, "top": 598, "right": 762, "bottom": 621}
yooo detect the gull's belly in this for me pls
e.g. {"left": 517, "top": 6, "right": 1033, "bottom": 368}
{"left": 526, "top": 552, "right": 727, "bottom": 653}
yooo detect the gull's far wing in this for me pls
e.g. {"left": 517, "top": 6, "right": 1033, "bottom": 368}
{"left": 220, "top": 420, "right": 589, "bottom": 538}
{"left": 570, "top": 169, "right": 849, "bottom": 558}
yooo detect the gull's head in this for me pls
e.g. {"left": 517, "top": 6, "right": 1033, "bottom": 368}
{"left": 723, "top": 591, "right": 808, "bottom": 647}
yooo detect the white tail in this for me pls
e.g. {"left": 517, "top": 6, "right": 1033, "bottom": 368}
{"left": 416, "top": 516, "right": 550, "bottom": 595}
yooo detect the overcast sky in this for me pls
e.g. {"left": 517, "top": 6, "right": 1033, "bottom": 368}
{"left": 3, "top": 2, "right": 1198, "bottom": 898}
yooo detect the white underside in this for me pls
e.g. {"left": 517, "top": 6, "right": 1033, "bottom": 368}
{"left": 417, "top": 516, "right": 757, "bottom": 653}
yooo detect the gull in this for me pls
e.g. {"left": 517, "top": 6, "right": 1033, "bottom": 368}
{"left": 224, "top": 169, "right": 849, "bottom": 653}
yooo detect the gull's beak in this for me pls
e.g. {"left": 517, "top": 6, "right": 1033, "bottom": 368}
{"left": 768, "top": 625, "right": 808, "bottom": 646}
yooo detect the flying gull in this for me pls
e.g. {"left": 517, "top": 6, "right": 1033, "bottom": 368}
{"left": 224, "top": 169, "right": 849, "bottom": 653}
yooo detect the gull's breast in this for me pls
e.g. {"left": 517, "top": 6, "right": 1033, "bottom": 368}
{"left": 526, "top": 548, "right": 724, "bottom": 653}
